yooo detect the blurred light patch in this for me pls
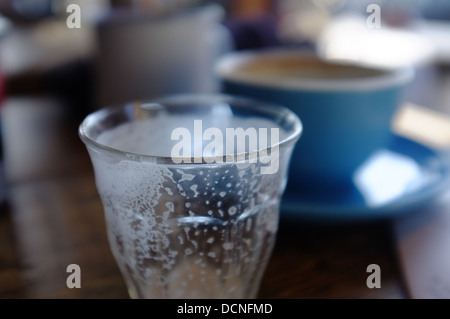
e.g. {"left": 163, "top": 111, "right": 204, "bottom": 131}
{"left": 317, "top": 14, "right": 437, "bottom": 68}
{"left": 354, "top": 150, "right": 422, "bottom": 207}
{"left": 0, "top": 13, "right": 11, "bottom": 36}
{"left": 411, "top": 20, "right": 450, "bottom": 65}
{"left": 393, "top": 103, "right": 450, "bottom": 149}
{"left": 278, "top": 10, "right": 330, "bottom": 43}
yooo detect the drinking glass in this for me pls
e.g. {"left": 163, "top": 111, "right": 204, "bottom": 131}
{"left": 79, "top": 94, "right": 302, "bottom": 298}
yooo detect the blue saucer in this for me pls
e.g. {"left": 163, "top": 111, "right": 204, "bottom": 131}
{"left": 281, "top": 135, "right": 450, "bottom": 221}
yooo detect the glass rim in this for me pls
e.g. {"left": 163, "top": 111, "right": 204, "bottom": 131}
{"left": 78, "top": 94, "right": 303, "bottom": 165}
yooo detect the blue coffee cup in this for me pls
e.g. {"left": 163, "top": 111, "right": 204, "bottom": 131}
{"left": 215, "top": 49, "right": 414, "bottom": 188}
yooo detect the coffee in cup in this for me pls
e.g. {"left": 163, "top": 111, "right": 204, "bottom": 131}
{"left": 215, "top": 49, "right": 414, "bottom": 188}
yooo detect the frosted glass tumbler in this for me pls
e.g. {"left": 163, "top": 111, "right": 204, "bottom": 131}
{"left": 79, "top": 94, "right": 302, "bottom": 298}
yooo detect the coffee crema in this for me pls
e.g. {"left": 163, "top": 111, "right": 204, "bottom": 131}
{"left": 214, "top": 50, "right": 413, "bottom": 92}
{"left": 226, "top": 55, "right": 387, "bottom": 81}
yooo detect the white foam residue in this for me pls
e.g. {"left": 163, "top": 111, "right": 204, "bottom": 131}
{"left": 92, "top": 113, "right": 285, "bottom": 298}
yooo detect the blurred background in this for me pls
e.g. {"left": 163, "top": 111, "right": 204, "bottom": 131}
{"left": 0, "top": 0, "right": 449, "bottom": 299}
{"left": 1, "top": 0, "right": 448, "bottom": 198}
{"left": 0, "top": 0, "right": 449, "bottom": 111}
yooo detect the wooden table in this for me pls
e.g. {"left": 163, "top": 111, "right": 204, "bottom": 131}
{"left": 0, "top": 96, "right": 414, "bottom": 299}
